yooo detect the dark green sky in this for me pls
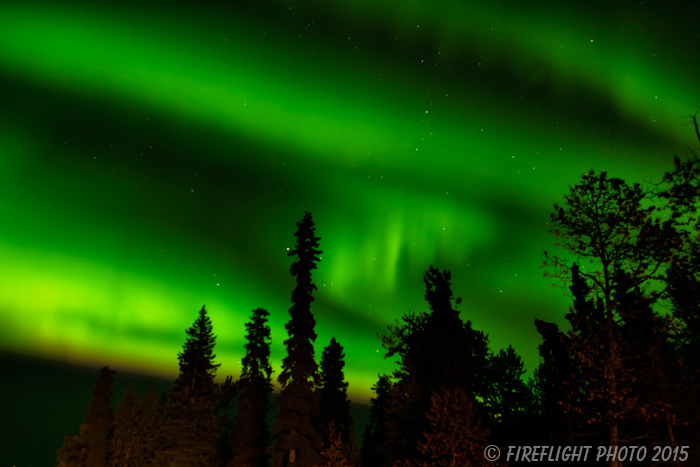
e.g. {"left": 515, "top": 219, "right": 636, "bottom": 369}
{"left": 0, "top": 0, "right": 698, "bottom": 404}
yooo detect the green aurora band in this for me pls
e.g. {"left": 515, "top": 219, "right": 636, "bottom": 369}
{"left": 0, "top": 0, "right": 698, "bottom": 403}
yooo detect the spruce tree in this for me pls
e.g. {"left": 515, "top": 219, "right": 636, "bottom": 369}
{"left": 645, "top": 118, "right": 700, "bottom": 454}
{"left": 173, "top": 305, "right": 221, "bottom": 397}
{"left": 109, "top": 384, "right": 140, "bottom": 467}
{"left": 613, "top": 264, "right": 683, "bottom": 454}
{"left": 361, "top": 374, "right": 391, "bottom": 467}
{"left": 319, "top": 337, "right": 355, "bottom": 459}
{"left": 418, "top": 267, "right": 475, "bottom": 394}
{"left": 560, "top": 262, "right": 615, "bottom": 445}
{"left": 229, "top": 307, "right": 274, "bottom": 467}
{"left": 483, "top": 345, "right": 534, "bottom": 446}
{"left": 109, "top": 385, "right": 167, "bottom": 467}
{"left": 56, "top": 434, "right": 88, "bottom": 467}
{"left": 82, "top": 366, "right": 116, "bottom": 467}
{"left": 377, "top": 267, "right": 490, "bottom": 466}
{"left": 395, "top": 388, "right": 490, "bottom": 467}
{"left": 160, "top": 305, "right": 223, "bottom": 467}
{"left": 320, "top": 420, "right": 350, "bottom": 467}
{"left": 268, "top": 211, "right": 324, "bottom": 467}
{"left": 664, "top": 254, "right": 700, "bottom": 449}
{"left": 378, "top": 312, "right": 428, "bottom": 466}
{"left": 532, "top": 318, "right": 575, "bottom": 443}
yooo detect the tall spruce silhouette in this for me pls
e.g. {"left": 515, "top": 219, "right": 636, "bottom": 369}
{"left": 377, "top": 267, "right": 490, "bottom": 466}
{"left": 159, "top": 305, "right": 223, "bottom": 467}
{"left": 229, "top": 307, "right": 274, "bottom": 467}
{"left": 84, "top": 366, "right": 116, "bottom": 467}
{"left": 268, "top": 211, "right": 324, "bottom": 467}
{"left": 419, "top": 267, "right": 485, "bottom": 395}
{"left": 319, "top": 337, "right": 359, "bottom": 466}
{"left": 173, "top": 305, "right": 221, "bottom": 397}
{"left": 57, "top": 366, "right": 116, "bottom": 467}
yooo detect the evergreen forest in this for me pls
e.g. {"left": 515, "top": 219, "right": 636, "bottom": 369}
{"left": 55, "top": 118, "right": 700, "bottom": 467}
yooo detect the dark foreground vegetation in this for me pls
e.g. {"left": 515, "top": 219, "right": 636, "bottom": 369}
{"left": 56, "top": 117, "right": 700, "bottom": 467}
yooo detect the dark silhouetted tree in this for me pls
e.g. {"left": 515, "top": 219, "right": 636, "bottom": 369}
{"left": 56, "top": 366, "right": 115, "bottom": 467}
{"left": 395, "top": 387, "right": 490, "bottom": 467}
{"left": 57, "top": 434, "right": 88, "bottom": 467}
{"left": 542, "top": 169, "right": 677, "bottom": 467}
{"left": 377, "top": 267, "right": 490, "bottom": 466}
{"left": 361, "top": 374, "right": 391, "bottom": 467}
{"left": 483, "top": 345, "right": 535, "bottom": 448}
{"left": 532, "top": 318, "right": 576, "bottom": 443}
{"left": 613, "top": 264, "right": 684, "bottom": 459}
{"left": 229, "top": 307, "right": 274, "bottom": 467}
{"left": 109, "top": 385, "right": 167, "bottom": 467}
{"left": 109, "top": 384, "right": 140, "bottom": 467}
{"left": 83, "top": 366, "right": 116, "bottom": 467}
{"left": 378, "top": 312, "right": 427, "bottom": 466}
{"left": 158, "top": 305, "right": 223, "bottom": 467}
{"left": 319, "top": 337, "right": 358, "bottom": 465}
{"left": 646, "top": 114, "right": 700, "bottom": 453}
{"left": 268, "top": 211, "right": 324, "bottom": 467}
{"left": 320, "top": 420, "right": 350, "bottom": 467}
{"left": 418, "top": 267, "right": 478, "bottom": 394}
{"left": 173, "top": 305, "right": 221, "bottom": 398}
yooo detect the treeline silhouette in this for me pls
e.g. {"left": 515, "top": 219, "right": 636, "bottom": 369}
{"left": 56, "top": 118, "right": 700, "bottom": 467}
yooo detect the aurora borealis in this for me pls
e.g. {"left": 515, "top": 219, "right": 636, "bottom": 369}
{"left": 1, "top": 0, "right": 699, "bottom": 406}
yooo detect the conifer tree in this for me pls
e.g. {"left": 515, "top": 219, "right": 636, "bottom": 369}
{"left": 56, "top": 366, "right": 116, "bottom": 467}
{"left": 82, "top": 366, "right": 116, "bottom": 467}
{"left": 57, "top": 434, "right": 88, "bottom": 467}
{"left": 377, "top": 267, "right": 490, "bottom": 466}
{"left": 361, "top": 374, "right": 391, "bottom": 467}
{"left": 268, "top": 211, "right": 324, "bottom": 467}
{"left": 560, "top": 263, "right": 618, "bottom": 446}
{"left": 378, "top": 312, "right": 428, "bottom": 466}
{"left": 642, "top": 112, "right": 700, "bottom": 458}
{"left": 613, "top": 264, "right": 683, "bottom": 453}
{"left": 395, "top": 388, "right": 490, "bottom": 467}
{"left": 319, "top": 337, "right": 355, "bottom": 460}
{"left": 320, "top": 420, "right": 350, "bottom": 467}
{"left": 229, "top": 307, "right": 274, "bottom": 467}
{"left": 173, "top": 305, "right": 221, "bottom": 398}
{"left": 483, "top": 346, "right": 534, "bottom": 435}
{"left": 159, "top": 305, "right": 223, "bottom": 467}
{"left": 532, "top": 318, "right": 575, "bottom": 443}
{"left": 109, "top": 385, "right": 167, "bottom": 467}
{"left": 418, "top": 267, "right": 476, "bottom": 395}
{"left": 109, "top": 384, "right": 140, "bottom": 467}
{"left": 664, "top": 255, "right": 700, "bottom": 440}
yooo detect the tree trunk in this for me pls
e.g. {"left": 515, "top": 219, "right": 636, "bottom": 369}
{"left": 606, "top": 296, "right": 619, "bottom": 467}
{"left": 609, "top": 421, "right": 619, "bottom": 467}
{"left": 666, "top": 412, "right": 682, "bottom": 467}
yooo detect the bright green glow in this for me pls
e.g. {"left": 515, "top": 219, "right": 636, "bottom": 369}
{"left": 0, "top": 1, "right": 698, "bottom": 404}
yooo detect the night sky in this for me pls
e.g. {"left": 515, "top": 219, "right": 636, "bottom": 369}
{"left": 1, "top": 0, "right": 699, "bottom": 406}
